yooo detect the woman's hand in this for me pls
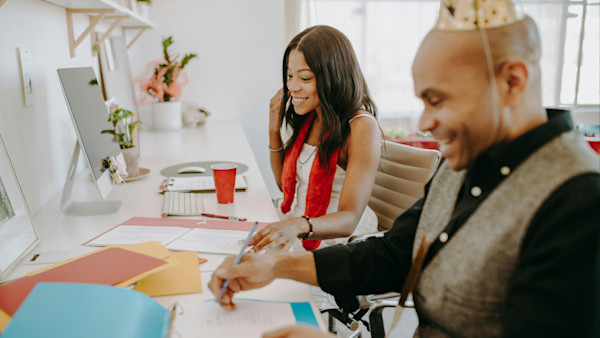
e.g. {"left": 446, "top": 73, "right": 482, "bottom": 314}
{"left": 269, "top": 88, "right": 286, "bottom": 133}
{"left": 249, "top": 218, "right": 307, "bottom": 253}
{"left": 208, "top": 254, "right": 279, "bottom": 310}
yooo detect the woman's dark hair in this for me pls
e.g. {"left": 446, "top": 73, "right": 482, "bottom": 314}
{"left": 281, "top": 25, "right": 377, "bottom": 168}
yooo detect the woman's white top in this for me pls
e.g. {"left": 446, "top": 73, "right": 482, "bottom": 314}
{"left": 281, "top": 114, "right": 378, "bottom": 247}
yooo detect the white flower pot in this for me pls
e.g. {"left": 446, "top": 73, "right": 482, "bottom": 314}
{"left": 121, "top": 146, "right": 140, "bottom": 177}
{"left": 152, "top": 101, "right": 182, "bottom": 131}
{"left": 137, "top": 2, "right": 150, "bottom": 20}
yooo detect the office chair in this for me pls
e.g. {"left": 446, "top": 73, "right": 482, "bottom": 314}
{"left": 324, "top": 141, "right": 441, "bottom": 337}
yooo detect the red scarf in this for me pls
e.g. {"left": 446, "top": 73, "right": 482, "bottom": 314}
{"left": 280, "top": 113, "right": 339, "bottom": 251}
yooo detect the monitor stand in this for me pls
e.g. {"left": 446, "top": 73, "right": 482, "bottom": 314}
{"left": 60, "top": 142, "right": 121, "bottom": 215}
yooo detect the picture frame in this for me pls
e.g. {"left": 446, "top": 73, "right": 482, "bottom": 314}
{"left": 0, "top": 133, "right": 39, "bottom": 280}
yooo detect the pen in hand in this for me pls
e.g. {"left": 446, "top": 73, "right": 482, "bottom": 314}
{"left": 219, "top": 221, "right": 258, "bottom": 300}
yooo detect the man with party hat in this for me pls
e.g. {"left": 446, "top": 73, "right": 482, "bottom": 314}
{"left": 209, "top": 1, "right": 600, "bottom": 336}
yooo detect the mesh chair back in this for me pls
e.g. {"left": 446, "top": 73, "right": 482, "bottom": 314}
{"left": 369, "top": 141, "right": 441, "bottom": 230}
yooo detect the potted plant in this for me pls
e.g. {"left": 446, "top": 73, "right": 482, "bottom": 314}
{"left": 136, "top": 0, "right": 151, "bottom": 19}
{"left": 101, "top": 108, "right": 142, "bottom": 177}
{"left": 139, "top": 36, "right": 197, "bottom": 131}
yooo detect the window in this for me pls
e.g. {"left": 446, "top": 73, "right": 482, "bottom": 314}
{"left": 305, "top": 0, "right": 599, "bottom": 123}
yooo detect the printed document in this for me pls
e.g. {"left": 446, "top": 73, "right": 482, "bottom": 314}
{"left": 166, "top": 228, "right": 248, "bottom": 254}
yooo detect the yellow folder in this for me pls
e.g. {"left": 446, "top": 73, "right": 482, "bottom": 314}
{"left": 0, "top": 308, "right": 10, "bottom": 333}
{"left": 134, "top": 251, "right": 203, "bottom": 296}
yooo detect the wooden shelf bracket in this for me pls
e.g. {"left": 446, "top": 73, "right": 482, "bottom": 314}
{"left": 122, "top": 26, "right": 150, "bottom": 49}
{"left": 66, "top": 8, "right": 115, "bottom": 57}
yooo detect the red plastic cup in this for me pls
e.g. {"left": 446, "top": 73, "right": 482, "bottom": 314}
{"left": 211, "top": 163, "right": 237, "bottom": 204}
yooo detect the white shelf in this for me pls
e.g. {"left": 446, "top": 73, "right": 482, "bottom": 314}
{"left": 43, "top": 0, "right": 155, "bottom": 27}
{"left": 42, "top": 0, "right": 155, "bottom": 57}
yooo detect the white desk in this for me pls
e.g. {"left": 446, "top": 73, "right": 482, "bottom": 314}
{"left": 2, "top": 120, "right": 324, "bottom": 331}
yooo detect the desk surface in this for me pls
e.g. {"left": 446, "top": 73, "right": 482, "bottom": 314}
{"left": 3, "top": 120, "right": 323, "bottom": 330}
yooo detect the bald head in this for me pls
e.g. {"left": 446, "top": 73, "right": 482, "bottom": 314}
{"left": 412, "top": 16, "right": 547, "bottom": 170}
{"left": 416, "top": 16, "right": 541, "bottom": 81}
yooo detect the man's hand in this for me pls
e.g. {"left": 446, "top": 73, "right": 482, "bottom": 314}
{"left": 208, "top": 253, "right": 280, "bottom": 310}
{"left": 263, "top": 325, "right": 334, "bottom": 338}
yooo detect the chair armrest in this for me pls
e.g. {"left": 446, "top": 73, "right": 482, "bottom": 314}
{"left": 347, "top": 230, "right": 387, "bottom": 244}
{"left": 369, "top": 300, "right": 401, "bottom": 338}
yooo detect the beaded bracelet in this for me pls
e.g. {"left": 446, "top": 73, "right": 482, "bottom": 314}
{"left": 299, "top": 215, "right": 314, "bottom": 240}
{"left": 269, "top": 145, "right": 284, "bottom": 152}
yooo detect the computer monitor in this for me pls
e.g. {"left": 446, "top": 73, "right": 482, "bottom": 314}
{"left": 57, "top": 67, "right": 124, "bottom": 215}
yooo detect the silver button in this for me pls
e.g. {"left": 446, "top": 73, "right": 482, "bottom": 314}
{"left": 471, "top": 186, "right": 482, "bottom": 197}
{"left": 439, "top": 232, "right": 449, "bottom": 243}
{"left": 500, "top": 166, "right": 511, "bottom": 176}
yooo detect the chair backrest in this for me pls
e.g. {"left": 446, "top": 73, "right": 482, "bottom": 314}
{"left": 369, "top": 141, "right": 441, "bottom": 230}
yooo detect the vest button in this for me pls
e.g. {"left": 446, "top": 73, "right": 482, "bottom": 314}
{"left": 471, "top": 186, "right": 482, "bottom": 197}
{"left": 439, "top": 232, "right": 449, "bottom": 243}
{"left": 500, "top": 166, "right": 511, "bottom": 176}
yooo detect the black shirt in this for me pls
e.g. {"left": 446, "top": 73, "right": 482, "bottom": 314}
{"left": 313, "top": 109, "right": 600, "bottom": 337}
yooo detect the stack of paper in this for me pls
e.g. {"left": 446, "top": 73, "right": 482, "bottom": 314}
{"left": 84, "top": 217, "right": 268, "bottom": 255}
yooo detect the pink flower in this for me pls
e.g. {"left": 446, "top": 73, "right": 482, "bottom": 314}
{"left": 135, "top": 59, "right": 191, "bottom": 105}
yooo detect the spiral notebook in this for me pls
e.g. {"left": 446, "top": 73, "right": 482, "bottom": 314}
{"left": 1, "top": 283, "right": 319, "bottom": 338}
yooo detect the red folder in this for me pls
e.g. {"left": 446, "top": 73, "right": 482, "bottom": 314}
{"left": 0, "top": 247, "right": 167, "bottom": 316}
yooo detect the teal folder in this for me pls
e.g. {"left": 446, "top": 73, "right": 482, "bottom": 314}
{"left": 1, "top": 283, "right": 169, "bottom": 338}
{"left": 1, "top": 282, "right": 320, "bottom": 337}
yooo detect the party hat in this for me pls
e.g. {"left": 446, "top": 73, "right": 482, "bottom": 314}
{"left": 435, "top": 0, "right": 525, "bottom": 31}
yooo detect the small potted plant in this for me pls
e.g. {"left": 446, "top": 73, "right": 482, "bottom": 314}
{"left": 101, "top": 108, "right": 142, "bottom": 177}
{"left": 138, "top": 36, "right": 197, "bottom": 131}
{"left": 136, "top": 0, "right": 151, "bottom": 19}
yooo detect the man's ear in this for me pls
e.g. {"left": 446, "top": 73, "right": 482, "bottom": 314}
{"left": 497, "top": 60, "right": 529, "bottom": 107}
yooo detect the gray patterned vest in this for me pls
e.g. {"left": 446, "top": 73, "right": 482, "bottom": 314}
{"left": 412, "top": 130, "right": 599, "bottom": 337}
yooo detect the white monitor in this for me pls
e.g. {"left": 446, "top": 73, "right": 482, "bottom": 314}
{"left": 57, "top": 67, "right": 123, "bottom": 215}
{"left": 0, "top": 133, "right": 39, "bottom": 279}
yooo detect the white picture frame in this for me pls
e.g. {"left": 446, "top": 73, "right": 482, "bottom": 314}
{"left": 0, "top": 133, "right": 39, "bottom": 279}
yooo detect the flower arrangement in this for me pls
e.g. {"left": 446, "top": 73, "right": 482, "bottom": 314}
{"left": 138, "top": 36, "right": 197, "bottom": 103}
{"left": 101, "top": 108, "right": 141, "bottom": 149}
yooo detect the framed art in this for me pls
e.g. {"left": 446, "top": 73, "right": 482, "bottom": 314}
{"left": 0, "top": 133, "right": 39, "bottom": 279}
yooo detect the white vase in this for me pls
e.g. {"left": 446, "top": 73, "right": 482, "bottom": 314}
{"left": 152, "top": 101, "right": 182, "bottom": 131}
{"left": 137, "top": 2, "right": 150, "bottom": 19}
{"left": 121, "top": 146, "right": 140, "bottom": 177}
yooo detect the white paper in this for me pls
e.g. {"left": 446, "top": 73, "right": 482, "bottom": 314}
{"left": 86, "top": 225, "right": 191, "bottom": 246}
{"left": 166, "top": 228, "right": 248, "bottom": 254}
{"left": 174, "top": 300, "right": 298, "bottom": 338}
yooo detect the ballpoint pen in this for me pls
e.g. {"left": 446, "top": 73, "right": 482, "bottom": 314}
{"left": 201, "top": 213, "right": 247, "bottom": 222}
{"left": 219, "top": 221, "right": 258, "bottom": 300}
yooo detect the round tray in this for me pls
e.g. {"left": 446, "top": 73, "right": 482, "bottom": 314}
{"left": 124, "top": 167, "right": 151, "bottom": 182}
{"left": 160, "top": 161, "right": 249, "bottom": 177}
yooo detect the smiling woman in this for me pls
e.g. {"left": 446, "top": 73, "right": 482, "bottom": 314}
{"left": 254, "top": 25, "right": 382, "bottom": 253}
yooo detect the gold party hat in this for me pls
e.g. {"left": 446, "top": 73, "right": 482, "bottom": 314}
{"left": 435, "top": 0, "right": 525, "bottom": 30}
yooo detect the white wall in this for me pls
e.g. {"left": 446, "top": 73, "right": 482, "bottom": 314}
{"left": 128, "top": 0, "right": 285, "bottom": 198}
{"left": 0, "top": 0, "right": 285, "bottom": 215}
{"left": 0, "top": 0, "right": 100, "bottom": 213}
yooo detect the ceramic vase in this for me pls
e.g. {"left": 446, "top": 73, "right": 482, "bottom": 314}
{"left": 137, "top": 1, "right": 150, "bottom": 19}
{"left": 152, "top": 101, "right": 182, "bottom": 131}
{"left": 121, "top": 146, "right": 140, "bottom": 177}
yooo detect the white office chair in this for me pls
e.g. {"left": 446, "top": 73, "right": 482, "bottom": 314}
{"left": 326, "top": 141, "right": 441, "bottom": 337}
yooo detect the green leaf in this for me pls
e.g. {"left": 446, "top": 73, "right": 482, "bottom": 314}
{"left": 180, "top": 53, "right": 197, "bottom": 69}
{"left": 162, "top": 36, "right": 173, "bottom": 63}
{"left": 128, "top": 121, "right": 142, "bottom": 135}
